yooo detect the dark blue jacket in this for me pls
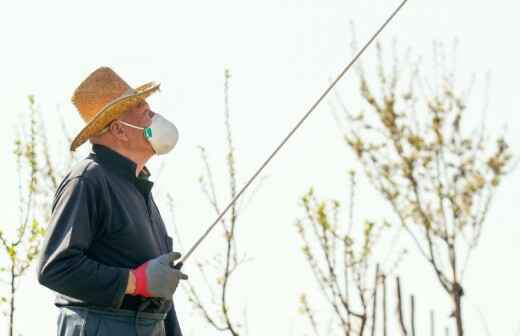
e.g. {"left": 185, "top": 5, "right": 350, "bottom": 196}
{"left": 36, "top": 143, "right": 182, "bottom": 336}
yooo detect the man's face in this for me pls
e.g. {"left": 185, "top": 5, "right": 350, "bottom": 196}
{"left": 119, "top": 100, "right": 156, "bottom": 156}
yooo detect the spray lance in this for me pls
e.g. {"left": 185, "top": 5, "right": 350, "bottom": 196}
{"left": 172, "top": 0, "right": 408, "bottom": 271}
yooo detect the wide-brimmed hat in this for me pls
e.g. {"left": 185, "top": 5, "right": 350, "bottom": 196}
{"left": 69, "top": 66, "right": 161, "bottom": 151}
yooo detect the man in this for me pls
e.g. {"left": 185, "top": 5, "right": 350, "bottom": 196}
{"left": 36, "top": 66, "right": 188, "bottom": 336}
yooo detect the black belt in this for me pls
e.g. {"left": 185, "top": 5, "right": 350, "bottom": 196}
{"left": 119, "top": 294, "right": 170, "bottom": 313}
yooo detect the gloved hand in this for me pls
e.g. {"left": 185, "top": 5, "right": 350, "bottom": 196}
{"left": 130, "top": 251, "right": 188, "bottom": 299}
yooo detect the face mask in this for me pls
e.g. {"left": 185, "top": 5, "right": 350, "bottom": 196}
{"left": 118, "top": 114, "right": 179, "bottom": 155}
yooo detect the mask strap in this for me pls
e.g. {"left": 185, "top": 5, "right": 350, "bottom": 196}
{"left": 118, "top": 120, "right": 153, "bottom": 139}
{"left": 118, "top": 120, "right": 145, "bottom": 130}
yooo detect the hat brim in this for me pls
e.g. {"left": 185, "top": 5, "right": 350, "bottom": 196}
{"left": 70, "top": 81, "right": 161, "bottom": 151}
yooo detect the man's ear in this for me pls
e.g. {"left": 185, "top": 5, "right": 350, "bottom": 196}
{"left": 108, "top": 120, "right": 129, "bottom": 142}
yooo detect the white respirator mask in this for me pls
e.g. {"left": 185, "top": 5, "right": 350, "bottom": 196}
{"left": 118, "top": 114, "right": 179, "bottom": 155}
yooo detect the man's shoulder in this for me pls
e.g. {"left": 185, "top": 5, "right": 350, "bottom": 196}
{"left": 59, "top": 156, "right": 111, "bottom": 190}
{"left": 51, "top": 157, "right": 108, "bottom": 206}
{"left": 68, "top": 156, "right": 108, "bottom": 181}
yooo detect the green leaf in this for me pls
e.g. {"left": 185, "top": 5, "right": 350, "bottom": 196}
{"left": 7, "top": 245, "right": 16, "bottom": 258}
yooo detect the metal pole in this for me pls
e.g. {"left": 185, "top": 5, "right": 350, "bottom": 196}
{"left": 175, "top": 0, "right": 409, "bottom": 269}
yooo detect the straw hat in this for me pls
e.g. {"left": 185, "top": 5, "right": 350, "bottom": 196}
{"left": 69, "top": 66, "right": 161, "bottom": 151}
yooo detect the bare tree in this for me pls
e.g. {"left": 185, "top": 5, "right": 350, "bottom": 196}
{"left": 168, "top": 69, "right": 267, "bottom": 335}
{"left": 295, "top": 171, "right": 411, "bottom": 335}
{"left": 334, "top": 37, "right": 514, "bottom": 336}
{"left": 0, "top": 95, "right": 76, "bottom": 336}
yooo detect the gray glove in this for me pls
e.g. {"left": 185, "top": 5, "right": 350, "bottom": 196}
{"left": 131, "top": 251, "right": 188, "bottom": 299}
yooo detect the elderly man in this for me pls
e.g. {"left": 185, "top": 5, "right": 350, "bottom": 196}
{"left": 36, "top": 66, "right": 188, "bottom": 336}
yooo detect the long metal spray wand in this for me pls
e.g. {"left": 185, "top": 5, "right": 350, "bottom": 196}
{"left": 174, "top": 0, "right": 408, "bottom": 270}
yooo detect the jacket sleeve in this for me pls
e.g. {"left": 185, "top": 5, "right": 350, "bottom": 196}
{"left": 36, "top": 176, "right": 129, "bottom": 308}
{"left": 164, "top": 301, "right": 183, "bottom": 336}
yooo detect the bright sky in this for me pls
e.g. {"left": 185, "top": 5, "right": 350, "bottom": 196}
{"left": 0, "top": 0, "right": 518, "bottom": 335}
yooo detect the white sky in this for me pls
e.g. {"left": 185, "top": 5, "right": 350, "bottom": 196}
{"left": 0, "top": 0, "right": 519, "bottom": 335}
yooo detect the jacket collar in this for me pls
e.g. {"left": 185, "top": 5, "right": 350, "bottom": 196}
{"left": 89, "top": 144, "right": 154, "bottom": 196}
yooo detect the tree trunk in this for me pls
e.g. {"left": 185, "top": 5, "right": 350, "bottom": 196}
{"left": 382, "top": 274, "right": 387, "bottom": 336}
{"left": 9, "top": 261, "right": 15, "bottom": 336}
{"left": 410, "top": 295, "right": 416, "bottom": 336}
{"left": 430, "top": 310, "right": 435, "bottom": 336}
{"left": 452, "top": 283, "right": 464, "bottom": 336}
{"left": 396, "top": 277, "right": 407, "bottom": 336}
{"left": 370, "top": 265, "right": 379, "bottom": 336}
